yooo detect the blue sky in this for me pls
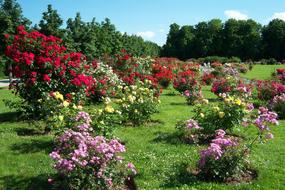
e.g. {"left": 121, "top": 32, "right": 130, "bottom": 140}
{"left": 17, "top": 0, "right": 285, "bottom": 45}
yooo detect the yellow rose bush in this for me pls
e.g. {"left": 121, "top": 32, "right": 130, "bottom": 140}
{"left": 40, "top": 91, "right": 82, "bottom": 133}
{"left": 87, "top": 97, "right": 123, "bottom": 137}
{"left": 177, "top": 96, "right": 253, "bottom": 142}
{"left": 116, "top": 80, "right": 160, "bottom": 126}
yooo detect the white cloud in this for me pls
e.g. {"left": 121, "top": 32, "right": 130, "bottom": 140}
{"left": 136, "top": 31, "right": 155, "bottom": 39}
{"left": 271, "top": 12, "right": 285, "bottom": 21}
{"left": 224, "top": 10, "right": 248, "bottom": 20}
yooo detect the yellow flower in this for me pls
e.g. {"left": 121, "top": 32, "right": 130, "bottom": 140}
{"left": 235, "top": 98, "right": 242, "bottom": 106}
{"left": 77, "top": 105, "right": 83, "bottom": 110}
{"left": 105, "top": 105, "right": 114, "bottom": 113}
{"left": 224, "top": 98, "right": 230, "bottom": 103}
{"left": 202, "top": 99, "right": 209, "bottom": 104}
{"left": 218, "top": 112, "right": 225, "bottom": 118}
{"left": 213, "top": 106, "right": 220, "bottom": 111}
{"left": 54, "top": 92, "right": 64, "bottom": 101}
{"left": 62, "top": 101, "right": 69, "bottom": 107}
{"left": 128, "top": 95, "right": 135, "bottom": 103}
{"left": 200, "top": 113, "right": 205, "bottom": 118}
{"left": 134, "top": 109, "right": 138, "bottom": 113}
{"left": 58, "top": 115, "right": 64, "bottom": 121}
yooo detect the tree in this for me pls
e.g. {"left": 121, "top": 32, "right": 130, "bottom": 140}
{"left": 262, "top": 19, "right": 285, "bottom": 60}
{"left": 39, "top": 4, "right": 64, "bottom": 37}
{"left": 161, "top": 23, "right": 180, "bottom": 57}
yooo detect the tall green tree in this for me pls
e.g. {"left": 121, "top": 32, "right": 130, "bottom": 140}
{"left": 161, "top": 23, "right": 180, "bottom": 57}
{"left": 39, "top": 4, "right": 64, "bottom": 37}
{"left": 262, "top": 19, "right": 285, "bottom": 60}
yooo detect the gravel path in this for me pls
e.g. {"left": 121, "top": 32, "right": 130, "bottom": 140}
{"left": 0, "top": 79, "right": 10, "bottom": 88}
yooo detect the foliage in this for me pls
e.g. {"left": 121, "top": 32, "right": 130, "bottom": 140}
{"left": 117, "top": 80, "right": 160, "bottom": 126}
{"left": 4, "top": 26, "right": 94, "bottom": 117}
{"left": 86, "top": 61, "right": 123, "bottom": 102}
{"left": 193, "top": 96, "right": 251, "bottom": 135}
{"left": 198, "top": 130, "right": 249, "bottom": 182}
{"left": 161, "top": 18, "right": 285, "bottom": 61}
{"left": 270, "top": 94, "right": 285, "bottom": 119}
{"left": 50, "top": 111, "right": 136, "bottom": 190}
{"left": 256, "top": 80, "right": 285, "bottom": 101}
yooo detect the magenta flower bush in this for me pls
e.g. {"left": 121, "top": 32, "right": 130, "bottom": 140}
{"left": 270, "top": 94, "right": 285, "bottom": 119}
{"left": 198, "top": 129, "right": 246, "bottom": 181}
{"left": 197, "top": 107, "right": 279, "bottom": 182}
{"left": 50, "top": 111, "right": 136, "bottom": 190}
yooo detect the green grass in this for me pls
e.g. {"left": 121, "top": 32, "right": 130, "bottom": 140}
{"left": 241, "top": 64, "right": 285, "bottom": 80}
{"left": 0, "top": 65, "right": 285, "bottom": 189}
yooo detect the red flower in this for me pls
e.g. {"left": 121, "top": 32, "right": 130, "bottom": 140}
{"left": 43, "top": 74, "right": 51, "bottom": 82}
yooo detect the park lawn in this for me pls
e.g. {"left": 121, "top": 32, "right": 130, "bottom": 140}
{"left": 241, "top": 64, "right": 285, "bottom": 80}
{"left": 0, "top": 65, "right": 285, "bottom": 190}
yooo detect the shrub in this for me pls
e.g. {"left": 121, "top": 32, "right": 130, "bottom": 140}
{"left": 270, "top": 94, "right": 285, "bottom": 119}
{"left": 202, "top": 73, "right": 215, "bottom": 85}
{"left": 87, "top": 61, "right": 123, "bottom": 102}
{"left": 256, "top": 80, "right": 285, "bottom": 101}
{"left": 198, "top": 107, "right": 278, "bottom": 182}
{"left": 173, "top": 70, "right": 197, "bottom": 93}
{"left": 50, "top": 111, "right": 136, "bottom": 190}
{"left": 117, "top": 80, "right": 160, "bottom": 126}
{"left": 193, "top": 96, "right": 249, "bottom": 135}
{"left": 211, "top": 77, "right": 234, "bottom": 96}
{"left": 152, "top": 63, "right": 173, "bottom": 89}
{"left": 198, "top": 130, "right": 248, "bottom": 182}
{"left": 4, "top": 26, "right": 94, "bottom": 118}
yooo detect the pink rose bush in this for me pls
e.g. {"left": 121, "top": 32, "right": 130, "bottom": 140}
{"left": 198, "top": 105, "right": 278, "bottom": 182}
{"left": 270, "top": 94, "right": 285, "bottom": 119}
{"left": 50, "top": 111, "right": 136, "bottom": 190}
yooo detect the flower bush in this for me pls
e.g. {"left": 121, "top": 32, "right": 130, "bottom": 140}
{"left": 275, "top": 68, "right": 285, "bottom": 83}
{"left": 40, "top": 91, "right": 83, "bottom": 133}
{"left": 116, "top": 80, "right": 160, "bottom": 126}
{"left": 270, "top": 94, "right": 285, "bottom": 119}
{"left": 211, "top": 77, "right": 235, "bottom": 96}
{"left": 4, "top": 26, "right": 94, "bottom": 117}
{"left": 152, "top": 63, "right": 173, "bottom": 88}
{"left": 173, "top": 70, "right": 202, "bottom": 105}
{"left": 88, "top": 97, "right": 123, "bottom": 137}
{"left": 198, "top": 129, "right": 248, "bottom": 182}
{"left": 87, "top": 61, "right": 123, "bottom": 102}
{"left": 202, "top": 72, "right": 215, "bottom": 85}
{"left": 256, "top": 80, "right": 285, "bottom": 101}
{"left": 198, "top": 106, "right": 278, "bottom": 182}
{"left": 50, "top": 111, "right": 136, "bottom": 190}
{"left": 177, "top": 96, "right": 252, "bottom": 143}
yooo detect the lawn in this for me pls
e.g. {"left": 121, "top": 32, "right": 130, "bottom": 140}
{"left": 0, "top": 65, "right": 285, "bottom": 190}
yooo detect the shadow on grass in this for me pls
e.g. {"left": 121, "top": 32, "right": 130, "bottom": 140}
{"left": 208, "top": 98, "right": 219, "bottom": 103}
{"left": 10, "top": 139, "right": 53, "bottom": 154}
{"left": 169, "top": 102, "right": 186, "bottom": 106}
{"left": 162, "top": 92, "right": 178, "bottom": 96}
{"left": 152, "top": 131, "right": 184, "bottom": 145}
{"left": 161, "top": 163, "right": 200, "bottom": 189}
{"left": 0, "top": 111, "right": 24, "bottom": 123}
{"left": 0, "top": 174, "right": 51, "bottom": 190}
{"left": 14, "top": 127, "right": 45, "bottom": 136}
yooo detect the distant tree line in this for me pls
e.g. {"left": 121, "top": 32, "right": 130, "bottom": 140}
{"left": 161, "top": 19, "right": 285, "bottom": 61}
{"left": 0, "top": 0, "right": 160, "bottom": 63}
